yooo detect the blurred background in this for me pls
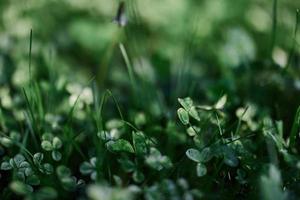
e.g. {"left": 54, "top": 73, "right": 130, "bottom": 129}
{"left": 0, "top": 0, "right": 299, "bottom": 130}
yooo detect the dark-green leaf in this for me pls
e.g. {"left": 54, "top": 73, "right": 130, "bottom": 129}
{"left": 106, "top": 139, "right": 134, "bottom": 153}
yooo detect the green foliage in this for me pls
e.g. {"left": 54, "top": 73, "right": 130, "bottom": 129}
{"left": 0, "top": 0, "right": 299, "bottom": 199}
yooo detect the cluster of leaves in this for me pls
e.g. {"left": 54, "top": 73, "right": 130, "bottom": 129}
{"left": 0, "top": 0, "right": 299, "bottom": 200}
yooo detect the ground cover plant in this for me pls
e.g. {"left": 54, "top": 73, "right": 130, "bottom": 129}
{"left": 0, "top": 0, "right": 300, "bottom": 199}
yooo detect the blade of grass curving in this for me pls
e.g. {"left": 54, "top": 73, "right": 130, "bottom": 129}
{"left": 270, "top": 0, "right": 278, "bottom": 56}
{"left": 285, "top": 9, "right": 300, "bottom": 70}
{"left": 234, "top": 106, "right": 250, "bottom": 136}
{"left": 22, "top": 89, "right": 39, "bottom": 149}
{"left": 28, "top": 29, "right": 33, "bottom": 84}
{"left": 289, "top": 106, "right": 300, "bottom": 147}
{"left": 119, "top": 43, "right": 137, "bottom": 99}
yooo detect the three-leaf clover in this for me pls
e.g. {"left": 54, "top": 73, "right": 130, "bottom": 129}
{"left": 41, "top": 133, "right": 63, "bottom": 161}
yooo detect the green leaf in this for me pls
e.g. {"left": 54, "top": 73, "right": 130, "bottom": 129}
{"left": 186, "top": 126, "right": 200, "bottom": 136}
{"left": 160, "top": 156, "right": 173, "bottom": 169}
{"left": 16, "top": 171, "right": 25, "bottom": 181}
{"left": 118, "top": 158, "right": 136, "bottom": 173}
{"left": 196, "top": 163, "right": 207, "bottom": 177}
{"left": 133, "top": 170, "right": 144, "bottom": 183}
{"left": 25, "top": 167, "right": 33, "bottom": 177}
{"left": 10, "top": 181, "right": 33, "bottom": 195}
{"left": 186, "top": 148, "right": 202, "bottom": 162}
{"left": 52, "top": 151, "right": 62, "bottom": 161}
{"left": 43, "top": 163, "right": 54, "bottom": 175}
{"left": 26, "top": 175, "right": 40, "bottom": 186}
{"left": 52, "top": 137, "right": 62, "bottom": 149}
{"left": 132, "top": 131, "right": 147, "bottom": 155}
{"left": 0, "top": 137, "right": 13, "bottom": 147}
{"left": 260, "top": 165, "right": 286, "bottom": 200}
{"left": 33, "top": 153, "right": 44, "bottom": 165}
{"left": 222, "top": 146, "right": 239, "bottom": 167}
{"left": 42, "top": 133, "right": 54, "bottom": 141}
{"left": 177, "top": 108, "right": 189, "bottom": 125}
{"left": 1, "top": 161, "right": 12, "bottom": 170}
{"left": 35, "top": 187, "right": 58, "bottom": 200}
{"left": 178, "top": 97, "right": 194, "bottom": 111}
{"left": 61, "top": 176, "right": 77, "bottom": 190}
{"left": 188, "top": 106, "right": 201, "bottom": 121}
{"left": 214, "top": 95, "right": 227, "bottom": 109}
{"left": 41, "top": 141, "right": 53, "bottom": 151}
{"left": 186, "top": 148, "right": 213, "bottom": 163}
{"left": 199, "top": 148, "right": 213, "bottom": 163}
{"left": 14, "top": 154, "right": 25, "bottom": 167}
{"left": 106, "top": 139, "right": 134, "bottom": 153}
{"left": 145, "top": 147, "right": 172, "bottom": 170}
{"left": 80, "top": 162, "right": 94, "bottom": 175}
{"left": 106, "top": 119, "right": 124, "bottom": 130}
{"left": 178, "top": 97, "right": 200, "bottom": 121}
{"left": 56, "top": 165, "right": 71, "bottom": 178}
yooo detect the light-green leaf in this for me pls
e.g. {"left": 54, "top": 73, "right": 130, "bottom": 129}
{"left": 196, "top": 163, "right": 207, "bottom": 177}
{"left": 52, "top": 137, "right": 63, "bottom": 149}
{"left": 52, "top": 151, "right": 62, "bottom": 161}
{"left": 10, "top": 181, "right": 33, "bottom": 195}
{"left": 1, "top": 161, "right": 12, "bottom": 170}
{"left": 33, "top": 153, "right": 44, "bottom": 165}
{"left": 178, "top": 97, "right": 200, "bottom": 121}
{"left": 106, "top": 139, "right": 134, "bottom": 153}
{"left": 186, "top": 148, "right": 202, "bottom": 162}
{"left": 80, "top": 162, "right": 94, "bottom": 175}
{"left": 41, "top": 141, "right": 53, "bottom": 151}
{"left": 177, "top": 108, "right": 189, "bottom": 125}
{"left": 178, "top": 97, "right": 194, "bottom": 111}
{"left": 214, "top": 95, "right": 227, "bottom": 110}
